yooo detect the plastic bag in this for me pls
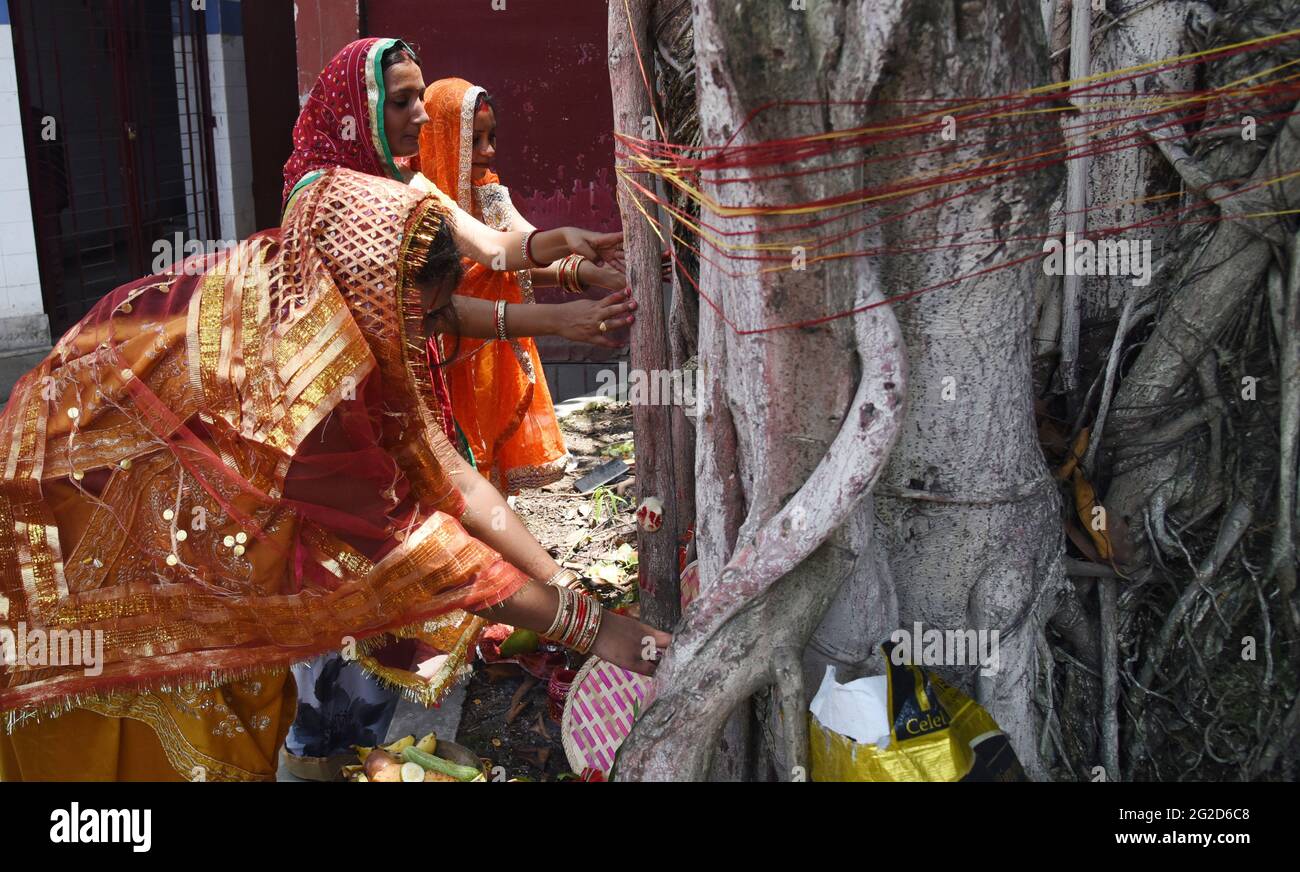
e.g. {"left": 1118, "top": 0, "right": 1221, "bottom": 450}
{"left": 808, "top": 641, "right": 1027, "bottom": 781}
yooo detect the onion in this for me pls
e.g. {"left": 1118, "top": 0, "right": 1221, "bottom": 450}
{"left": 363, "top": 749, "right": 403, "bottom": 782}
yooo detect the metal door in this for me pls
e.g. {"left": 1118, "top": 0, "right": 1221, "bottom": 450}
{"left": 8, "top": 0, "right": 219, "bottom": 333}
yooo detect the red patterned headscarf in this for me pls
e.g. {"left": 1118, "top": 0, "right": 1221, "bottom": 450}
{"left": 282, "top": 37, "right": 416, "bottom": 205}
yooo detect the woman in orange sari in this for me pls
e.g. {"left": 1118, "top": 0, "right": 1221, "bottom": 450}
{"left": 411, "top": 78, "right": 631, "bottom": 494}
{"left": 0, "top": 167, "right": 668, "bottom": 781}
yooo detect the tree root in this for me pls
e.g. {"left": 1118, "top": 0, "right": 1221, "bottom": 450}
{"left": 1266, "top": 232, "right": 1299, "bottom": 622}
{"left": 1127, "top": 496, "right": 1255, "bottom": 760}
{"left": 614, "top": 296, "right": 907, "bottom": 781}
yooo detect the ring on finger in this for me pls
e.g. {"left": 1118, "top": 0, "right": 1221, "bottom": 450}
{"left": 598, "top": 320, "right": 608, "bottom": 333}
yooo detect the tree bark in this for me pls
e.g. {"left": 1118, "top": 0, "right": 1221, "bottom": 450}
{"left": 1106, "top": 101, "right": 1300, "bottom": 539}
{"left": 615, "top": 0, "right": 909, "bottom": 782}
{"left": 865, "top": 0, "right": 1068, "bottom": 778}
{"left": 610, "top": 0, "right": 686, "bottom": 629}
{"left": 614, "top": 0, "right": 1074, "bottom": 781}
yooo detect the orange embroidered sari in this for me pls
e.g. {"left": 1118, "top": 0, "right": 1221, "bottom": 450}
{"left": 411, "top": 78, "right": 568, "bottom": 495}
{"left": 0, "top": 168, "right": 528, "bottom": 780}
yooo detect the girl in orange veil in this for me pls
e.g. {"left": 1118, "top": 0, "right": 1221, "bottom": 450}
{"left": 412, "top": 78, "right": 628, "bottom": 494}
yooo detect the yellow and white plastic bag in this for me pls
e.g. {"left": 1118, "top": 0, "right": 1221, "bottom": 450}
{"left": 808, "top": 642, "right": 1027, "bottom": 782}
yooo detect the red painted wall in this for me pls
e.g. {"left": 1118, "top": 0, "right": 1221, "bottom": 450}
{"left": 296, "top": 0, "right": 362, "bottom": 99}
{"left": 361, "top": 0, "right": 621, "bottom": 252}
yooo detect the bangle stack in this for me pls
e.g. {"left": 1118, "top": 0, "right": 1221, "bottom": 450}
{"left": 494, "top": 299, "right": 508, "bottom": 340}
{"left": 543, "top": 585, "right": 603, "bottom": 654}
{"left": 559, "top": 254, "right": 586, "bottom": 294}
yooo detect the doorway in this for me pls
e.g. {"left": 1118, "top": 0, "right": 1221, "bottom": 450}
{"left": 8, "top": 0, "right": 219, "bottom": 334}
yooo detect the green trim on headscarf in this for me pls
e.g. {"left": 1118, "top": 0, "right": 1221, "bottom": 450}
{"left": 455, "top": 420, "right": 477, "bottom": 469}
{"left": 282, "top": 169, "right": 324, "bottom": 217}
{"left": 367, "top": 37, "right": 413, "bottom": 184}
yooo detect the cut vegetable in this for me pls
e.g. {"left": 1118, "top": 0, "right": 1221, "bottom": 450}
{"left": 400, "top": 761, "right": 425, "bottom": 783}
{"left": 382, "top": 735, "right": 415, "bottom": 755}
{"left": 401, "top": 746, "right": 481, "bottom": 782}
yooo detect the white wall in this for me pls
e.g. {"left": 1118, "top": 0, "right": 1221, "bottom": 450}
{"left": 173, "top": 0, "right": 255, "bottom": 242}
{"left": 207, "top": 0, "right": 255, "bottom": 240}
{"left": 0, "top": 17, "right": 49, "bottom": 349}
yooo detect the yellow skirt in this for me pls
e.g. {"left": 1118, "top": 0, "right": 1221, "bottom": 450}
{"left": 0, "top": 669, "right": 295, "bottom": 782}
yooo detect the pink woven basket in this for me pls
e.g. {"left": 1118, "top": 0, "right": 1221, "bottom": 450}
{"left": 560, "top": 656, "right": 655, "bottom": 776}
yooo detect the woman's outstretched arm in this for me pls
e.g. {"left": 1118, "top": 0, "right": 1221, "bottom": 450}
{"left": 436, "top": 189, "right": 623, "bottom": 273}
{"left": 446, "top": 448, "right": 670, "bottom": 675}
{"left": 437, "top": 292, "right": 636, "bottom": 348}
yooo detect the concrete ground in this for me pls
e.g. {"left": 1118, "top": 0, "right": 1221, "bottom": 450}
{"left": 0, "top": 347, "right": 49, "bottom": 407}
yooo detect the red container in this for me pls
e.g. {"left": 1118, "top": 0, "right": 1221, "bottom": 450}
{"left": 547, "top": 668, "right": 578, "bottom": 722}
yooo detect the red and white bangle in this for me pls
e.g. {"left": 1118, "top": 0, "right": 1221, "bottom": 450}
{"left": 523, "top": 229, "right": 544, "bottom": 268}
{"left": 574, "top": 596, "right": 602, "bottom": 653}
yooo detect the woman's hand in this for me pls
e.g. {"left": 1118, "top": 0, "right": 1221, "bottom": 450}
{"left": 592, "top": 610, "right": 673, "bottom": 677}
{"left": 560, "top": 229, "right": 624, "bottom": 271}
{"left": 582, "top": 262, "right": 628, "bottom": 292}
{"left": 555, "top": 290, "right": 636, "bottom": 347}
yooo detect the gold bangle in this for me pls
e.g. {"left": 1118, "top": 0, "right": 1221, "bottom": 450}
{"left": 558, "top": 255, "right": 571, "bottom": 294}
{"left": 571, "top": 255, "right": 587, "bottom": 292}
{"left": 495, "top": 299, "right": 508, "bottom": 340}
{"left": 547, "top": 568, "right": 581, "bottom": 589}
{"left": 544, "top": 585, "right": 576, "bottom": 641}
{"left": 564, "top": 255, "right": 577, "bottom": 294}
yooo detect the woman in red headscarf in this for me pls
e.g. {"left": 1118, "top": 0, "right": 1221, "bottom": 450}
{"left": 276, "top": 38, "right": 636, "bottom": 777}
